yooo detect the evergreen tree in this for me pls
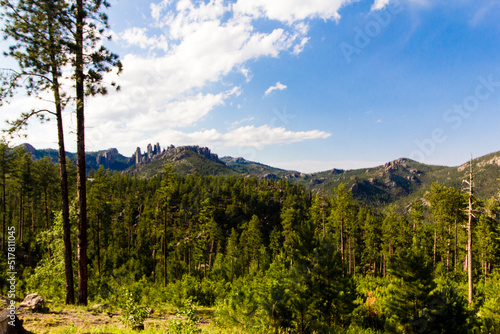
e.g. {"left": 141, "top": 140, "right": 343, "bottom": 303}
{"left": 68, "top": 0, "right": 122, "bottom": 306}
{"left": 0, "top": 141, "right": 13, "bottom": 251}
{"left": 385, "top": 248, "right": 436, "bottom": 334}
{"left": 329, "top": 183, "right": 356, "bottom": 262}
{"left": 0, "top": 0, "right": 75, "bottom": 304}
{"left": 157, "top": 164, "right": 176, "bottom": 286}
{"left": 240, "top": 215, "right": 264, "bottom": 271}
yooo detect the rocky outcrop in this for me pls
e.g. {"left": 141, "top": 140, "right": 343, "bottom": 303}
{"left": 96, "top": 148, "right": 119, "bottom": 169}
{"left": 131, "top": 142, "right": 163, "bottom": 165}
{"left": 19, "top": 293, "right": 45, "bottom": 312}
{"left": 458, "top": 155, "right": 500, "bottom": 172}
{"left": 131, "top": 144, "right": 220, "bottom": 166}
{"left": 0, "top": 308, "right": 32, "bottom": 334}
{"left": 167, "top": 145, "right": 219, "bottom": 163}
{"left": 384, "top": 158, "right": 408, "bottom": 172}
{"left": 227, "top": 157, "right": 246, "bottom": 164}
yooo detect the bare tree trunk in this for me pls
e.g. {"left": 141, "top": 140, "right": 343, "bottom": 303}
{"left": 97, "top": 213, "right": 100, "bottom": 276}
{"left": 163, "top": 209, "right": 167, "bottom": 287}
{"left": 353, "top": 247, "right": 356, "bottom": 277}
{"left": 19, "top": 193, "right": 23, "bottom": 244}
{"left": 30, "top": 199, "right": 34, "bottom": 233}
{"left": 208, "top": 239, "right": 215, "bottom": 271}
{"left": 433, "top": 228, "right": 437, "bottom": 265}
{"left": 46, "top": 4, "right": 75, "bottom": 303}
{"left": 76, "top": 0, "right": 88, "bottom": 306}
{"left": 348, "top": 236, "right": 351, "bottom": 274}
{"left": 467, "top": 156, "right": 473, "bottom": 305}
{"left": 1, "top": 171, "right": 6, "bottom": 252}
{"left": 340, "top": 216, "right": 344, "bottom": 261}
{"left": 55, "top": 86, "right": 74, "bottom": 305}
{"left": 447, "top": 225, "right": 451, "bottom": 275}
{"left": 454, "top": 218, "right": 457, "bottom": 273}
{"left": 43, "top": 188, "right": 49, "bottom": 230}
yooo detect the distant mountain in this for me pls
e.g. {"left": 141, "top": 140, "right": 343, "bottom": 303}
{"left": 127, "top": 145, "right": 232, "bottom": 178}
{"left": 21, "top": 142, "right": 500, "bottom": 208}
{"left": 301, "top": 154, "right": 500, "bottom": 208}
{"left": 20, "top": 143, "right": 132, "bottom": 171}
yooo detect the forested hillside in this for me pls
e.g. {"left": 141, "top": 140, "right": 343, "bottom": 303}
{"left": 0, "top": 142, "right": 499, "bottom": 333}
{"left": 23, "top": 142, "right": 500, "bottom": 209}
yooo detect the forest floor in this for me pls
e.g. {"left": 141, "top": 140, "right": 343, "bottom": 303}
{"left": 14, "top": 304, "right": 215, "bottom": 333}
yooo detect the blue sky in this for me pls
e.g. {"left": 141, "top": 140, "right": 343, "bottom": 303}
{"left": 2, "top": 0, "right": 500, "bottom": 173}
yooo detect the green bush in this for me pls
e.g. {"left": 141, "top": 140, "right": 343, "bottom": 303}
{"left": 119, "top": 289, "right": 150, "bottom": 329}
{"left": 166, "top": 298, "right": 202, "bottom": 334}
{"left": 478, "top": 271, "right": 500, "bottom": 332}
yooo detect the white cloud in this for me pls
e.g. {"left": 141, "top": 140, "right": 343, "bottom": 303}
{"left": 86, "top": 0, "right": 328, "bottom": 146}
{"left": 3, "top": 0, "right": 340, "bottom": 154}
{"left": 229, "top": 117, "right": 255, "bottom": 129}
{"left": 371, "top": 0, "right": 391, "bottom": 11}
{"left": 370, "top": 0, "right": 433, "bottom": 12}
{"left": 156, "top": 125, "right": 331, "bottom": 148}
{"left": 293, "top": 37, "right": 310, "bottom": 55}
{"left": 234, "top": 0, "right": 347, "bottom": 23}
{"left": 264, "top": 82, "right": 287, "bottom": 96}
{"left": 127, "top": 89, "right": 239, "bottom": 131}
{"left": 120, "top": 27, "right": 169, "bottom": 51}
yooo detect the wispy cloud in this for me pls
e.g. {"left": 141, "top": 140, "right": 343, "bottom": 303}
{"left": 229, "top": 117, "right": 256, "bottom": 129}
{"left": 264, "top": 82, "right": 287, "bottom": 96}
{"left": 470, "top": 1, "right": 498, "bottom": 27}
{"left": 156, "top": 125, "right": 331, "bottom": 149}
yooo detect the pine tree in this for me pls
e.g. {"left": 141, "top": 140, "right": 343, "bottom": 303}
{"left": 0, "top": 0, "right": 75, "bottom": 304}
{"left": 385, "top": 248, "right": 436, "bottom": 333}
{"left": 157, "top": 164, "right": 176, "bottom": 286}
{"left": 329, "top": 183, "right": 355, "bottom": 262}
{"left": 0, "top": 141, "right": 13, "bottom": 251}
{"left": 68, "top": 0, "right": 121, "bottom": 306}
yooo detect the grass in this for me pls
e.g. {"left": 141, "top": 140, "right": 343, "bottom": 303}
{"left": 18, "top": 301, "right": 226, "bottom": 334}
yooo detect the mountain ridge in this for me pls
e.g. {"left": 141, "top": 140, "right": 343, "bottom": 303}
{"left": 20, "top": 143, "right": 500, "bottom": 207}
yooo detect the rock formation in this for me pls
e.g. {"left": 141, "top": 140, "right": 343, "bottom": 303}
{"left": 130, "top": 143, "right": 219, "bottom": 166}
{"left": 19, "top": 293, "right": 45, "bottom": 312}
{"left": 96, "top": 148, "right": 118, "bottom": 169}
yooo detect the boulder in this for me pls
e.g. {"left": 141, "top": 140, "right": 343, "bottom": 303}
{"left": 0, "top": 309, "right": 32, "bottom": 334}
{"left": 19, "top": 293, "right": 45, "bottom": 312}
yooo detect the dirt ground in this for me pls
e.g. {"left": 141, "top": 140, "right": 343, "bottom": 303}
{"left": 11, "top": 306, "right": 211, "bottom": 333}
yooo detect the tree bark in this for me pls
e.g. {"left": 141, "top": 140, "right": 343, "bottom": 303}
{"left": 454, "top": 218, "right": 457, "bottom": 273}
{"left": 1, "top": 167, "right": 5, "bottom": 252}
{"left": 76, "top": 0, "right": 88, "bottom": 306}
{"left": 97, "top": 212, "right": 100, "bottom": 276}
{"left": 433, "top": 228, "right": 437, "bottom": 265}
{"left": 340, "top": 215, "right": 344, "bottom": 260}
{"left": 163, "top": 209, "right": 167, "bottom": 287}
{"left": 467, "top": 156, "right": 473, "bottom": 305}
{"left": 19, "top": 193, "right": 23, "bottom": 244}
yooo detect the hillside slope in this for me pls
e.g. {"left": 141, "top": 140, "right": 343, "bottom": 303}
{"left": 22, "top": 143, "right": 500, "bottom": 207}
